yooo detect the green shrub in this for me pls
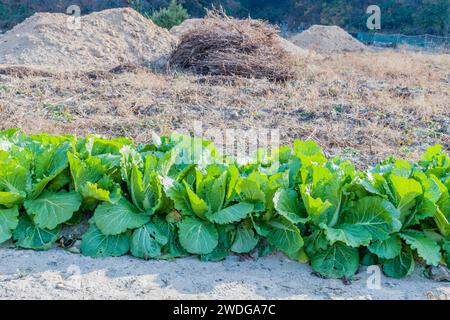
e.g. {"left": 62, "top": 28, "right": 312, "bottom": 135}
{"left": 146, "top": 0, "right": 189, "bottom": 29}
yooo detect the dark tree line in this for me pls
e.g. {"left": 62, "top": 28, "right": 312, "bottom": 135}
{"left": 0, "top": 0, "right": 448, "bottom": 35}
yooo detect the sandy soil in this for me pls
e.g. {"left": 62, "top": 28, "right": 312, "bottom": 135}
{"left": 0, "top": 246, "right": 448, "bottom": 300}
{"left": 290, "top": 25, "right": 367, "bottom": 53}
{"left": 0, "top": 8, "right": 176, "bottom": 71}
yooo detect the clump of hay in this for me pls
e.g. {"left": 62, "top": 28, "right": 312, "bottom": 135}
{"left": 169, "top": 11, "right": 296, "bottom": 82}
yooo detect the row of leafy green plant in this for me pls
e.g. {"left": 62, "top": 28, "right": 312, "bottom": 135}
{"left": 0, "top": 128, "right": 449, "bottom": 279}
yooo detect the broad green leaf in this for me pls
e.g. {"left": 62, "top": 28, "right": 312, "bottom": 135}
{"left": 400, "top": 230, "right": 441, "bottom": 266}
{"left": 46, "top": 169, "right": 71, "bottom": 192}
{"left": 360, "top": 251, "right": 378, "bottom": 266}
{"left": 206, "top": 202, "right": 254, "bottom": 224}
{"left": 80, "top": 182, "right": 115, "bottom": 203}
{"left": 200, "top": 245, "right": 229, "bottom": 262}
{"left": 419, "top": 174, "right": 443, "bottom": 204}
{"left": 196, "top": 176, "right": 214, "bottom": 201}
{"left": 0, "top": 207, "right": 19, "bottom": 243}
{"left": 304, "top": 230, "right": 329, "bottom": 257}
{"left": 421, "top": 144, "right": 444, "bottom": 163}
{"left": 231, "top": 224, "right": 259, "bottom": 253}
{"left": 226, "top": 165, "right": 239, "bottom": 200}
{"left": 0, "top": 191, "right": 24, "bottom": 207}
{"left": 328, "top": 197, "right": 402, "bottom": 247}
{"left": 274, "top": 188, "right": 308, "bottom": 223}
{"left": 444, "top": 241, "right": 450, "bottom": 268}
{"left": 391, "top": 159, "right": 412, "bottom": 177}
{"left": 300, "top": 185, "right": 331, "bottom": 225}
{"left": 13, "top": 215, "right": 60, "bottom": 250}
{"left": 311, "top": 243, "right": 359, "bottom": 278}
{"left": 183, "top": 181, "right": 209, "bottom": 218}
{"left": 30, "top": 176, "right": 55, "bottom": 200}
{"left": 266, "top": 217, "right": 303, "bottom": 254}
{"left": 166, "top": 180, "right": 193, "bottom": 216}
{"left": 383, "top": 247, "right": 415, "bottom": 278}
{"left": 130, "top": 223, "right": 168, "bottom": 259}
{"left": 153, "top": 215, "right": 188, "bottom": 259}
{"left": 390, "top": 175, "right": 422, "bottom": 212}
{"left": 128, "top": 164, "right": 164, "bottom": 214}
{"left": 0, "top": 158, "right": 27, "bottom": 194}
{"left": 433, "top": 207, "right": 450, "bottom": 238}
{"left": 206, "top": 172, "right": 227, "bottom": 213}
{"left": 368, "top": 234, "right": 402, "bottom": 259}
{"left": 360, "top": 173, "right": 390, "bottom": 198}
{"left": 235, "top": 179, "right": 265, "bottom": 204}
{"left": 248, "top": 171, "right": 269, "bottom": 186}
{"left": 142, "top": 174, "right": 165, "bottom": 214}
{"left": 436, "top": 189, "right": 450, "bottom": 216}
{"left": 161, "top": 236, "right": 189, "bottom": 259}
{"left": 93, "top": 198, "right": 149, "bottom": 235}
{"left": 324, "top": 224, "right": 372, "bottom": 248}
{"left": 129, "top": 164, "right": 145, "bottom": 210}
{"left": 293, "top": 140, "right": 326, "bottom": 164}
{"left": 300, "top": 165, "right": 345, "bottom": 228}
{"left": 25, "top": 191, "right": 82, "bottom": 230}
{"left": 178, "top": 217, "right": 218, "bottom": 255}
{"left": 252, "top": 219, "right": 271, "bottom": 237}
{"left": 201, "top": 225, "right": 234, "bottom": 261}
{"left": 119, "top": 145, "right": 143, "bottom": 186}
{"left": 157, "top": 148, "right": 178, "bottom": 177}
{"left": 35, "top": 142, "right": 71, "bottom": 179}
{"left": 410, "top": 174, "right": 443, "bottom": 224}
{"left": 68, "top": 153, "right": 105, "bottom": 190}
{"left": 269, "top": 172, "right": 289, "bottom": 190}
{"left": 81, "top": 225, "right": 130, "bottom": 257}
{"left": 287, "top": 248, "right": 310, "bottom": 264}
{"left": 89, "top": 136, "right": 130, "bottom": 156}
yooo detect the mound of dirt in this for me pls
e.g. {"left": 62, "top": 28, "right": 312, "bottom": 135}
{"left": 290, "top": 25, "right": 366, "bottom": 53}
{"left": 275, "top": 36, "right": 309, "bottom": 57}
{"left": 170, "top": 18, "right": 205, "bottom": 37}
{"left": 170, "top": 18, "right": 308, "bottom": 58}
{"left": 0, "top": 8, "right": 177, "bottom": 71}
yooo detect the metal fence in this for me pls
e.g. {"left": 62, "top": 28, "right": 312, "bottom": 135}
{"left": 355, "top": 32, "right": 450, "bottom": 52}
{"left": 280, "top": 22, "right": 450, "bottom": 53}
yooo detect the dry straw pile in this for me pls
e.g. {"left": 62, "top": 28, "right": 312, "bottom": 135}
{"left": 169, "top": 11, "right": 296, "bottom": 82}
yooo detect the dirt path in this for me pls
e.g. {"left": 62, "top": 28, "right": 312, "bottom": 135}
{"left": 0, "top": 247, "right": 448, "bottom": 300}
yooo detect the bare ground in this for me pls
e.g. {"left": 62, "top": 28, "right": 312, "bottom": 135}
{"left": 0, "top": 50, "right": 449, "bottom": 167}
{"left": 0, "top": 246, "right": 449, "bottom": 300}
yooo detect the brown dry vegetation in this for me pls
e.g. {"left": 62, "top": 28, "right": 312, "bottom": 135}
{"left": 169, "top": 13, "right": 295, "bottom": 82}
{"left": 0, "top": 50, "right": 449, "bottom": 167}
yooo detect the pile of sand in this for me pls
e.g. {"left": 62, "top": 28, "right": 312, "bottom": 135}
{"left": 170, "top": 18, "right": 205, "bottom": 37}
{"left": 0, "top": 8, "right": 177, "bottom": 71}
{"left": 290, "top": 25, "right": 366, "bottom": 53}
{"left": 170, "top": 18, "right": 308, "bottom": 58}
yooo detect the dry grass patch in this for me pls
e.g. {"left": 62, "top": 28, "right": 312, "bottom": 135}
{"left": 0, "top": 50, "right": 448, "bottom": 168}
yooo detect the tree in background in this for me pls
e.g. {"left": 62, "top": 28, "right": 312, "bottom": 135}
{"left": 0, "top": 0, "right": 448, "bottom": 36}
{"left": 144, "top": 0, "right": 190, "bottom": 29}
{"left": 291, "top": 0, "right": 448, "bottom": 36}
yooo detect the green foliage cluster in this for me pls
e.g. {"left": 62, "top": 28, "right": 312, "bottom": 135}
{"left": 1, "top": 0, "right": 448, "bottom": 36}
{"left": 1, "top": 129, "right": 449, "bottom": 278}
{"left": 134, "top": 0, "right": 449, "bottom": 35}
{"left": 141, "top": 0, "right": 190, "bottom": 29}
